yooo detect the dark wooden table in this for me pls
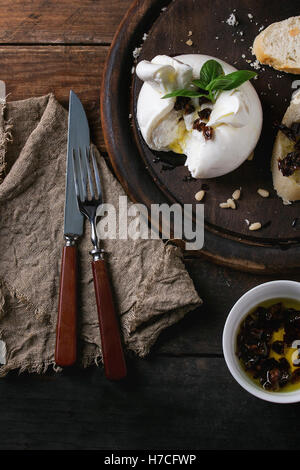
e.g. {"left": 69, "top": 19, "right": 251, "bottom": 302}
{"left": 0, "top": 0, "right": 299, "bottom": 451}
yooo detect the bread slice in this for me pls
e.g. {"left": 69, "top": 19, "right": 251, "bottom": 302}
{"left": 272, "top": 90, "right": 300, "bottom": 204}
{"left": 253, "top": 16, "right": 300, "bottom": 74}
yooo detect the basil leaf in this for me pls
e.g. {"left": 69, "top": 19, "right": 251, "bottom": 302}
{"left": 208, "top": 70, "right": 257, "bottom": 91}
{"left": 191, "top": 79, "right": 207, "bottom": 89}
{"left": 162, "top": 89, "right": 210, "bottom": 99}
{"left": 199, "top": 60, "right": 224, "bottom": 89}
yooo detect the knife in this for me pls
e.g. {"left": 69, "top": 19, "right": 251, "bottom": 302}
{"left": 55, "top": 90, "right": 89, "bottom": 367}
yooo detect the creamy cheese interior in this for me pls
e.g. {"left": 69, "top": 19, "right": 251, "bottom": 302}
{"left": 136, "top": 54, "right": 263, "bottom": 179}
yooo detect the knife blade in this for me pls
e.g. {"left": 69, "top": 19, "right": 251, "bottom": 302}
{"left": 55, "top": 90, "right": 90, "bottom": 367}
{"left": 64, "top": 90, "right": 89, "bottom": 237}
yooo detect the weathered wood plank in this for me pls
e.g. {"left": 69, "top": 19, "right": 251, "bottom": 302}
{"left": 0, "top": 0, "right": 131, "bottom": 43}
{"left": 1, "top": 358, "right": 300, "bottom": 450}
{"left": 154, "top": 258, "right": 300, "bottom": 355}
{"left": 0, "top": 45, "right": 108, "bottom": 150}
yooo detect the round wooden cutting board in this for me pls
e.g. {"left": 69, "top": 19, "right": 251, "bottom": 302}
{"left": 101, "top": 0, "right": 300, "bottom": 273}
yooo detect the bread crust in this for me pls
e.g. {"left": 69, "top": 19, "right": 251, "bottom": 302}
{"left": 272, "top": 140, "right": 300, "bottom": 204}
{"left": 272, "top": 93, "right": 300, "bottom": 203}
{"left": 253, "top": 17, "right": 300, "bottom": 74}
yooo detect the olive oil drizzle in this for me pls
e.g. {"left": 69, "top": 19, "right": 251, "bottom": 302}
{"left": 236, "top": 298, "right": 300, "bottom": 393}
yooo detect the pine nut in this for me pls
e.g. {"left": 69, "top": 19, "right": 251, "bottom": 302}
{"left": 232, "top": 189, "right": 241, "bottom": 200}
{"left": 249, "top": 222, "right": 262, "bottom": 231}
{"left": 227, "top": 198, "right": 236, "bottom": 209}
{"left": 219, "top": 202, "right": 230, "bottom": 208}
{"left": 257, "top": 188, "right": 269, "bottom": 198}
{"left": 195, "top": 190, "right": 205, "bottom": 201}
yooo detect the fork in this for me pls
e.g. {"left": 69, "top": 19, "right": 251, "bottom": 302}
{"left": 72, "top": 145, "right": 127, "bottom": 380}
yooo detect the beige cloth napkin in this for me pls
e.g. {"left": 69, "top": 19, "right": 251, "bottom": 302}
{"left": 0, "top": 94, "right": 201, "bottom": 376}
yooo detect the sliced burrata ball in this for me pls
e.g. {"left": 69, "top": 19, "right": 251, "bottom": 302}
{"left": 136, "top": 54, "right": 263, "bottom": 179}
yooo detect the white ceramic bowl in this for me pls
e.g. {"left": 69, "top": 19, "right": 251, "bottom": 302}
{"left": 223, "top": 280, "right": 300, "bottom": 403}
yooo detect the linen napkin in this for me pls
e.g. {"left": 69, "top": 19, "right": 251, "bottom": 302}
{"left": 0, "top": 93, "right": 201, "bottom": 376}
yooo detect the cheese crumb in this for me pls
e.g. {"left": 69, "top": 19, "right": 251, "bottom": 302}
{"left": 226, "top": 13, "right": 238, "bottom": 27}
{"left": 250, "top": 59, "right": 261, "bottom": 70}
{"left": 188, "top": 30, "right": 193, "bottom": 37}
{"left": 186, "top": 39, "right": 193, "bottom": 46}
{"left": 133, "top": 47, "right": 142, "bottom": 59}
{"left": 248, "top": 13, "right": 253, "bottom": 20}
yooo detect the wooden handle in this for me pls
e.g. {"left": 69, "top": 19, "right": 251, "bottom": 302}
{"left": 92, "top": 259, "right": 127, "bottom": 380}
{"left": 55, "top": 245, "right": 77, "bottom": 367}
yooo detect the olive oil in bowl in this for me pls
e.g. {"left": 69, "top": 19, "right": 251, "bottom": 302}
{"left": 236, "top": 298, "right": 300, "bottom": 393}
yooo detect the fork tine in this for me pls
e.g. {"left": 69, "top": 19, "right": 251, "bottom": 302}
{"left": 72, "top": 148, "right": 81, "bottom": 201}
{"left": 91, "top": 147, "right": 102, "bottom": 199}
{"left": 78, "top": 147, "right": 88, "bottom": 201}
{"left": 83, "top": 146, "right": 95, "bottom": 200}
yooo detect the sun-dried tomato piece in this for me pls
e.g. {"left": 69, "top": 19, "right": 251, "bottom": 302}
{"left": 192, "top": 119, "right": 213, "bottom": 140}
{"left": 272, "top": 340, "right": 284, "bottom": 355}
{"left": 192, "top": 118, "right": 206, "bottom": 132}
{"left": 198, "top": 96, "right": 212, "bottom": 106}
{"left": 198, "top": 108, "right": 212, "bottom": 121}
{"left": 174, "top": 96, "right": 191, "bottom": 111}
{"left": 174, "top": 96, "right": 195, "bottom": 115}
{"left": 291, "top": 122, "right": 300, "bottom": 138}
{"left": 203, "top": 125, "right": 213, "bottom": 140}
{"left": 274, "top": 121, "right": 297, "bottom": 142}
{"left": 278, "top": 151, "right": 300, "bottom": 177}
{"left": 184, "top": 102, "right": 195, "bottom": 115}
{"left": 291, "top": 369, "right": 300, "bottom": 384}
